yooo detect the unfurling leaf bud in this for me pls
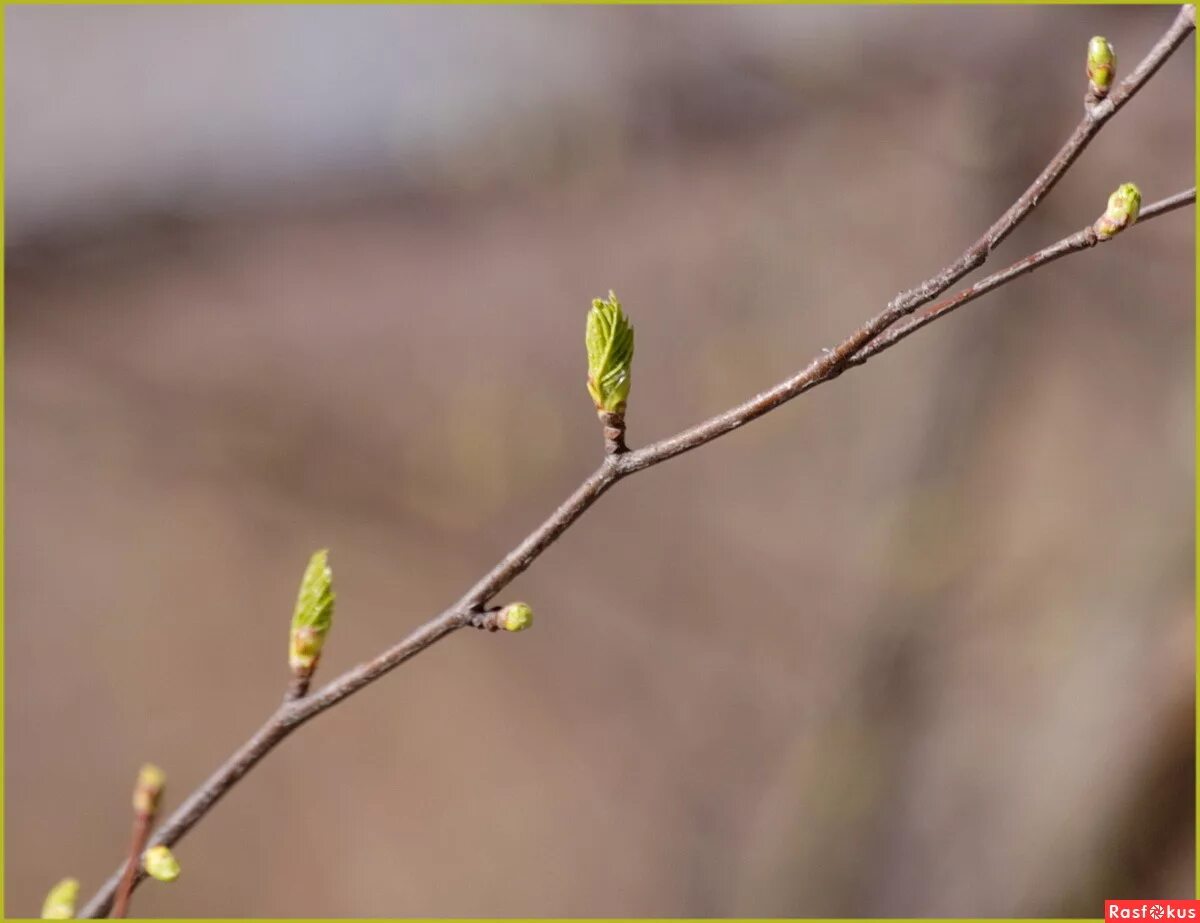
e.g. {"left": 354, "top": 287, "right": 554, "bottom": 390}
{"left": 585, "top": 292, "right": 635, "bottom": 415}
{"left": 142, "top": 846, "right": 181, "bottom": 883}
{"left": 289, "top": 550, "right": 335, "bottom": 675}
{"left": 132, "top": 763, "right": 166, "bottom": 815}
{"left": 1086, "top": 36, "right": 1117, "bottom": 96}
{"left": 1093, "top": 182, "right": 1142, "bottom": 240}
{"left": 41, "top": 878, "right": 79, "bottom": 919}
{"left": 500, "top": 602, "right": 534, "bottom": 632}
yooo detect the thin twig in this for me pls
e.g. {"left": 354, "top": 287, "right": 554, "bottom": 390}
{"left": 847, "top": 188, "right": 1197, "bottom": 367}
{"left": 76, "top": 8, "right": 1193, "bottom": 917}
{"left": 110, "top": 815, "right": 150, "bottom": 920}
{"left": 110, "top": 767, "right": 165, "bottom": 918}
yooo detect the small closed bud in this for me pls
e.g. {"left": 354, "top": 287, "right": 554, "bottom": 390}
{"left": 585, "top": 291, "right": 635, "bottom": 415}
{"left": 142, "top": 845, "right": 181, "bottom": 883}
{"left": 1086, "top": 36, "right": 1117, "bottom": 96}
{"left": 1093, "top": 182, "right": 1142, "bottom": 240}
{"left": 500, "top": 602, "right": 534, "bottom": 632}
{"left": 289, "top": 550, "right": 335, "bottom": 675}
{"left": 132, "top": 763, "right": 166, "bottom": 815}
{"left": 41, "top": 878, "right": 79, "bottom": 919}
{"left": 469, "top": 602, "right": 534, "bottom": 632}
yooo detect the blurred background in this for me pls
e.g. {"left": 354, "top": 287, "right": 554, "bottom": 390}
{"left": 5, "top": 5, "right": 1195, "bottom": 917}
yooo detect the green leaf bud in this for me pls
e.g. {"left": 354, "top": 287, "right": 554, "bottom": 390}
{"left": 132, "top": 763, "right": 166, "bottom": 815}
{"left": 1086, "top": 36, "right": 1117, "bottom": 94}
{"left": 41, "top": 878, "right": 79, "bottom": 919}
{"left": 585, "top": 292, "right": 635, "bottom": 414}
{"left": 290, "top": 550, "right": 334, "bottom": 674}
{"left": 1093, "top": 182, "right": 1142, "bottom": 240}
{"left": 500, "top": 602, "right": 534, "bottom": 632}
{"left": 142, "top": 845, "right": 181, "bottom": 883}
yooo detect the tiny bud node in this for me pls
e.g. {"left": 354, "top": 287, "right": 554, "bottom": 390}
{"left": 143, "top": 845, "right": 182, "bottom": 883}
{"left": 501, "top": 602, "right": 534, "bottom": 632}
{"left": 1093, "top": 182, "right": 1142, "bottom": 240}
{"left": 470, "top": 602, "right": 535, "bottom": 632}
{"left": 41, "top": 878, "right": 79, "bottom": 919}
{"left": 132, "top": 763, "right": 166, "bottom": 815}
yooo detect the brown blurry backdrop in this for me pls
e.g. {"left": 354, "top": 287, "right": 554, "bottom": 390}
{"left": 5, "top": 5, "right": 1196, "bottom": 917}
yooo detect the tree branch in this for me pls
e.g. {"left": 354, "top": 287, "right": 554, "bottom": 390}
{"left": 108, "top": 767, "right": 165, "bottom": 919}
{"left": 76, "top": 7, "right": 1194, "bottom": 917}
{"left": 616, "top": 5, "right": 1196, "bottom": 474}
{"left": 846, "top": 187, "right": 1196, "bottom": 367}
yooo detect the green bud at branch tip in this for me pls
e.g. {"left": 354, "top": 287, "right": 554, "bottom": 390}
{"left": 290, "top": 549, "right": 335, "bottom": 675}
{"left": 1086, "top": 36, "right": 1116, "bottom": 96}
{"left": 1093, "top": 182, "right": 1142, "bottom": 240}
{"left": 143, "top": 845, "right": 182, "bottom": 883}
{"left": 501, "top": 602, "right": 534, "bottom": 632}
{"left": 41, "top": 878, "right": 79, "bottom": 920}
{"left": 133, "top": 763, "right": 166, "bottom": 815}
{"left": 585, "top": 291, "right": 635, "bottom": 415}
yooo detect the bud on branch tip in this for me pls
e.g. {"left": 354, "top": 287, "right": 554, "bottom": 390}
{"left": 133, "top": 763, "right": 166, "bottom": 815}
{"left": 41, "top": 878, "right": 79, "bottom": 919}
{"left": 1086, "top": 36, "right": 1116, "bottom": 98}
{"left": 142, "top": 845, "right": 181, "bottom": 883}
{"left": 585, "top": 291, "right": 634, "bottom": 415}
{"left": 290, "top": 550, "right": 335, "bottom": 675}
{"left": 1094, "top": 182, "right": 1141, "bottom": 240}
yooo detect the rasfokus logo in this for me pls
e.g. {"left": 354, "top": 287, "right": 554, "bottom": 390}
{"left": 1107, "top": 901, "right": 1200, "bottom": 920}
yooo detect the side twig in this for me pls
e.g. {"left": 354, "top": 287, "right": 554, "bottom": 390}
{"left": 110, "top": 766, "right": 165, "bottom": 918}
{"left": 847, "top": 187, "right": 1196, "bottom": 367}
{"left": 76, "top": 7, "right": 1194, "bottom": 916}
